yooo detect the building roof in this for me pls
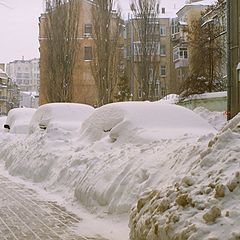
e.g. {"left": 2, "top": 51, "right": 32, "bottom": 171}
{"left": 0, "top": 69, "right": 8, "bottom": 80}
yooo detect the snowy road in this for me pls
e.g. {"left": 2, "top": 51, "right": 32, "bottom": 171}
{"left": 0, "top": 174, "right": 105, "bottom": 240}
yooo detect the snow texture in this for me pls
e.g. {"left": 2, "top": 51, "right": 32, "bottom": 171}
{"left": 5, "top": 108, "right": 36, "bottom": 134}
{"left": 0, "top": 102, "right": 237, "bottom": 240}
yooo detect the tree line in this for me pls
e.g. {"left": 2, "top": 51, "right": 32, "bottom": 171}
{"left": 43, "top": 0, "right": 226, "bottom": 105}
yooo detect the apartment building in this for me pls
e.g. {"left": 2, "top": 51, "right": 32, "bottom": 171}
{"left": 125, "top": 16, "right": 172, "bottom": 100}
{"left": 39, "top": 0, "right": 98, "bottom": 106}
{"left": 0, "top": 67, "right": 20, "bottom": 116}
{"left": 171, "top": 3, "right": 209, "bottom": 93}
{"left": 6, "top": 58, "right": 40, "bottom": 93}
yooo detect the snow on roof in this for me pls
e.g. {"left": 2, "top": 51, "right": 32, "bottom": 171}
{"left": 189, "top": 0, "right": 217, "bottom": 6}
{"left": 0, "top": 69, "right": 8, "bottom": 80}
{"left": 185, "top": 91, "right": 227, "bottom": 100}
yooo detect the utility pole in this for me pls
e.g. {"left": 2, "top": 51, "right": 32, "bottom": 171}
{"left": 227, "top": 0, "right": 240, "bottom": 119}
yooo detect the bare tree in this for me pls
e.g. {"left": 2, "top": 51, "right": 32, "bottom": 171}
{"left": 130, "top": 0, "right": 161, "bottom": 101}
{"left": 91, "top": 0, "right": 123, "bottom": 105}
{"left": 43, "top": 0, "right": 80, "bottom": 102}
{"left": 180, "top": 0, "right": 226, "bottom": 98}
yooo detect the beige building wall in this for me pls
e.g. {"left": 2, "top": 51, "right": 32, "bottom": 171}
{"left": 39, "top": 0, "right": 98, "bottom": 106}
{"left": 126, "top": 17, "right": 172, "bottom": 100}
{"left": 170, "top": 4, "right": 208, "bottom": 94}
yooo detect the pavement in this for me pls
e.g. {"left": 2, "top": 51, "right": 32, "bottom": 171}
{"left": 0, "top": 174, "right": 105, "bottom": 240}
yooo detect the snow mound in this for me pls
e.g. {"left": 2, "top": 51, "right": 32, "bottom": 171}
{"left": 129, "top": 113, "right": 240, "bottom": 240}
{"left": 80, "top": 101, "right": 216, "bottom": 143}
{"left": 159, "top": 94, "right": 179, "bottom": 104}
{"left": 0, "top": 102, "right": 218, "bottom": 216}
{"left": 194, "top": 106, "right": 227, "bottom": 131}
{"left": 29, "top": 103, "right": 94, "bottom": 133}
{"left": 5, "top": 108, "right": 36, "bottom": 134}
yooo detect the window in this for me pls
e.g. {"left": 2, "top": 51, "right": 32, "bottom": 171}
{"left": 160, "top": 45, "right": 166, "bottom": 56}
{"left": 173, "top": 47, "right": 188, "bottom": 61}
{"left": 160, "top": 26, "right": 166, "bottom": 36}
{"left": 84, "top": 24, "right": 92, "bottom": 35}
{"left": 161, "top": 8, "right": 165, "bottom": 14}
{"left": 133, "top": 42, "right": 160, "bottom": 56}
{"left": 160, "top": 65, "right": 166, "bottom": 76}
{"left": 84, "top": 46, "right": 92, "bottom": 61}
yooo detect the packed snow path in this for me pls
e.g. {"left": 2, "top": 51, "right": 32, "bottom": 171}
{"left": 0, "top": 174, "right": 105, "bottom": 240}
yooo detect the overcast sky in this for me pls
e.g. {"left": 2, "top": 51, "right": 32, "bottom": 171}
{"left": 0, "top": 0, "right": 185, "bottom": 64}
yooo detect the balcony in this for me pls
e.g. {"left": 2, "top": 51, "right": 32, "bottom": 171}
{"left": 174, "top": 58, "right": 188, "bottom": 69}
{"left": 0, "top": 96, "right": 7, "bottom": 101}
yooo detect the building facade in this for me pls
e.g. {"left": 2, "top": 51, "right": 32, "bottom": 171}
{"left": 171, "top": 3, "right": 209, "bottom": 93}
{"left": 125, "top": 16, "right": 172, "bottom": 100}
{"left": 39, "top": 0, "right": 98, "bottom": 106}
{"left": 6, "top": 58, "right": 40, "bottom": 93}
{"left": 0, "top": 67, "right": 20, "bottom": 116}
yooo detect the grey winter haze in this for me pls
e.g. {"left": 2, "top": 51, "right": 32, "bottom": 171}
{"left": 0, "top": 0, "right": 185, "bottom": 64}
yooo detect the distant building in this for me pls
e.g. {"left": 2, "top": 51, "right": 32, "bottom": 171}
{"left": 6, "top": 58, "right": 40, "bottom": 93}
{"left": 0, "top": 66, "right": 20, "bottom": 116}
{"left": 20, "top": 91, "right": 39, "bottom": 108}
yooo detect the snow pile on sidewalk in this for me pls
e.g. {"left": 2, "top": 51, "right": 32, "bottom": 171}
{"left": 193, "top": 106, "right": 227, "bottom": 131}
{"left": 0, "top": 102, "right": 216, "bottom": 214}
{"left": 129, "top": 113, "right": 240, "bottom": 240}
{"left": 0, "top": 102, "right": 234, "bottom": 240}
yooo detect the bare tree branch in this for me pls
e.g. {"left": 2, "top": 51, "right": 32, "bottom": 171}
{"left": 130, "top": 0, "right": 161, "bottom": 101}
{"left": 91, "top": 0, "right": 123, "bottom": 105}
{"left": 42, "top": 0, "right": 80, "bottom": 103}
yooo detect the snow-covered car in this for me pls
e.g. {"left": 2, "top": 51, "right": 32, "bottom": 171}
{"left": 0, "top": 116, "right": 7, "bottom": 133}
{"left": 4, "top": 108, "right": 36, "bottom": 134}
{"left": 29, "top": 103, "right": 94, "bottom": 133}
{"left": 80, "top": 101, "right": 217, "bottom": 143}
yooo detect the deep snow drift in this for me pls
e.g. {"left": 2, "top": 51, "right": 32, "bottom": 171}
{"left": 1, "top": 101, "right": 237, "bottom": 240}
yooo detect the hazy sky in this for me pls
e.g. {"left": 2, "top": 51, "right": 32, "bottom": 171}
{"left": 0, "top": 0, "right": 185, "bottom": 64}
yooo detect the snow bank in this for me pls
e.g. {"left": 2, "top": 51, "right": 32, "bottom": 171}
{"left": 29, "top": 103, "right": 94, "bottom": 133}
{"left": 194, "top": 106, "right": 227, "bottom": 131}
{"left": 0, "top": 102, "right": 236, "bottom": 240}
{"left": 0, "top": 102, "right": 217, "bottom": 218}
{"left": 5, "top": 108, "right": 36, "bottom": 134}
{"left": 159, "top": 94, "right": 179, "bottom": 104}
{"left": 129, "top": 113, "right": 240, "bottom": 240}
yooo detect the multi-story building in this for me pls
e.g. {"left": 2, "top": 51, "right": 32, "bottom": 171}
{"left": 0, "top": 66, "right": 20, "bottom": 116}
{"left": 201, "top": 0, "right": 227, "bottom": 84}
{"left": 125, "top": 15, "right": 173, "bottom": 100}
{"left": 39, "top": 0, "right": 98, "bottom": 106}
{"left": 6, "top": 58, "right": 40, "bottom": 93}
{"left": 171, "top": 2, "right": 209, "bottom": 93}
